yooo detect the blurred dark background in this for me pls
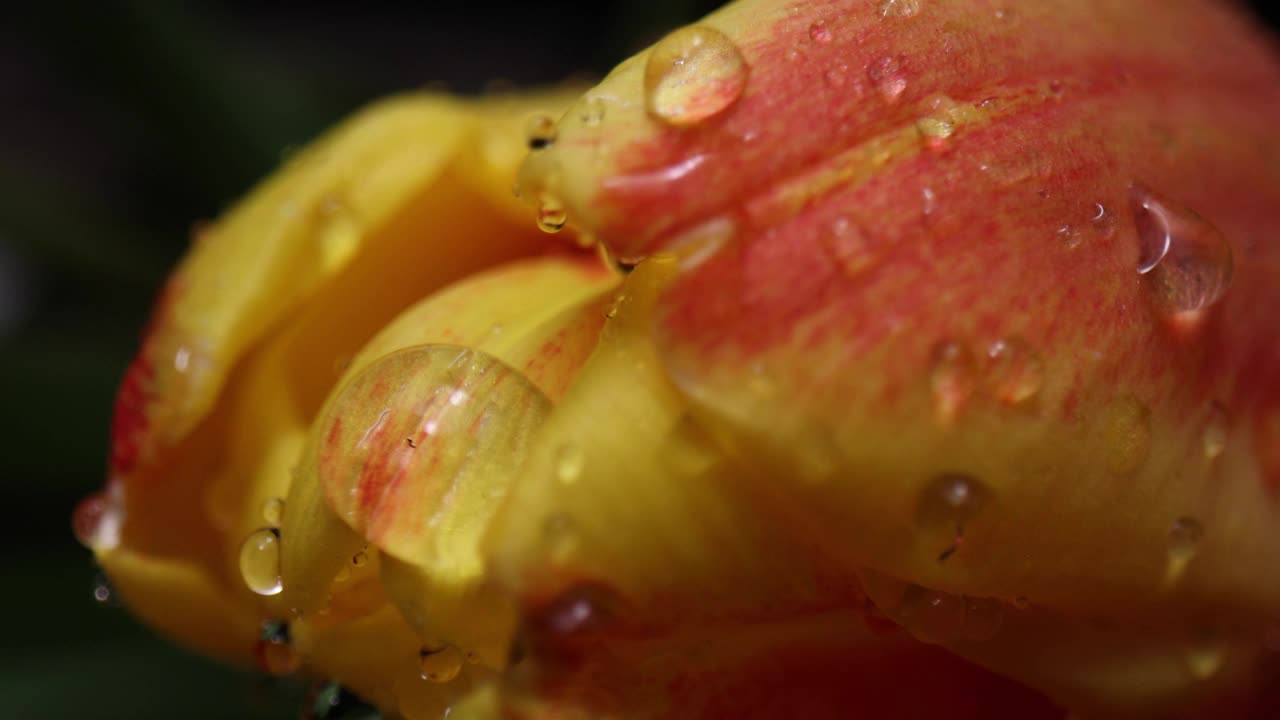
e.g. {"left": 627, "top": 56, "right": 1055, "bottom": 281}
{"left": 1, "top": 2, "right": 1276, "bottom": 718}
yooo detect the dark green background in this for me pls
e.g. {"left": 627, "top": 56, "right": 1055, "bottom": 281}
{"left": 1, "top": 2, "right": 1276, "bottom": 718}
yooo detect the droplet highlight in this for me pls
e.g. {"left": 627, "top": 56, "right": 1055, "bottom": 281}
{"left": 239, "top": 528, "right": 284, "bottom": 596}
{"left": 1131, "top": 184, "right": 1234, "bottom": 314}
{"left": 644, "top": 26, "right": 748, "bottom": 127}
{"left": 879, "top": 0, "right": 922, "bottom": 19}
{"left": 553, "top": 444, "right": 584, "bottom": 485}
{"left": 929, "top": 341, "right": 977, "bottom": 425}
{"left": 261, "top": 497, "right": 285, "bottom": 527}
{"left": 868, "top": 55, "right": 908, "bottom": 103}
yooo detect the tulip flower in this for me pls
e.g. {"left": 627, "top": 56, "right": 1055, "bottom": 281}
{"left": 76, "top": 0, "right": 1280, "bottom": 717}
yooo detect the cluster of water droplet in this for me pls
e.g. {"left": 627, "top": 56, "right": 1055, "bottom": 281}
{"left": 929, "top": 336, "right": 1045, "bottom": 424}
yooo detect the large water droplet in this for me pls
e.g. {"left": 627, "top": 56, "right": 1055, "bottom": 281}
{"left": 985, "top": 337, "right": 1044, "bottom": 406}
{"left": 1101, "top": 395, "right": 1152, "bottom": 477}
{"left": 644, "top": 26, "right": 748, "bottom": 127}
{"left": 929, "top": 341, "right": 977, "bottom": 425}
{"left": 239, "top": 528, "right": 283, "bottom": 596}
{"left": 1131, "top": 184, "right": 1233, "bottom": 314}
{"left": 72, "top": 486, "right": 123, "bottom": 551}
{"left": 879, "top": 0, "right": 922, "bottom": 18}
{"left": 418, "top": 643, "right": 464, "bottom": 683}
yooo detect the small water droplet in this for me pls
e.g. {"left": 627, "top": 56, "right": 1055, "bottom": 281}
{"left": 536, "top": 193, "right": 568, "bottom": 233}
{"left": 929, "top": 341, "right": 977, "bottom": 425}
{"left": 785, "top": 47, "right": 802, "bottom": 62}
{"left": 261, "top": 497, "right": 285, "bottom": 527}
{"left": 961, "top": 596, "right": 1004, "bottom": 641}
{"left": 255, "top": 620, "right": 301, "bottom": 675}
{"left": 821, "top": 216, "right": 874, "bottom": 277}
{"left": 605, "top": 293, "right": 626, "bottom": 319}
{"left": 91, "top": 570, "right": 117, "bottom": 606}
{"left": 1131, "top": 184, "right": 1234, "bottom": 314}
{"left": 239, "top": 528, "right": 283, "bottom": 596}
{"left": 72, "top": 487, "right": 123, "bottom": 551}
{"left": 808, "top": 20, "right": 833, "bottom": 43}
{"left": 352, "top": 549, "right": 369, "bottom": 567}
{"left": 1165, "top": 516, "right": 1204, "bottom": 585}
{"left": 915, "top": 115, "right": 954, "bottom": 142}
{"left": 524, "top": 114, "right": 557, "bottom": 150}
{"left": 898, "top": 585, "right": 966, "bottom": 643}
{"left": 823, "top": 64, "right": 849, "bottom": 88}
{"left": 554, "top": 445, "right": 584, "bottom": 485}
{"left": 1056, "top": 224, "right": 1083, "bottom": 249}
{"left": 868, "top": 56, "right": 908, "bottom": 103}
{"left": 542, "top": 512, "right": 580, "bottom": 563}
{"left": 1091, "top": 203, "right": 1116, "bottom": 238}
{"left": 644, "top": 26, "right": 748, "bottom": 127}
{"left": 985, "top": 337, "right": 1044, "bottom": 405}
{"left": 879, "top": 0, "right": 922, "bottom": 19}
{"left": 920, "top": 186, "right": 937, "bottom": 219}
{"left": 418, "top": 643, "right": 464, "bottom": 683}
{"left": 1184, "top": 630, "right": 1225, "bottom": 679}
{"left": 579, "top": 97, "right": 606, "bottom": 128}
{"left": 1101, "top": 395, "right": 1152, "bottom": 477}
{"left": 916, "top": 473, "right": 989, "bottom": 531}
{"left": 1202, "top": 403, "right": 1228, "bottom": 460}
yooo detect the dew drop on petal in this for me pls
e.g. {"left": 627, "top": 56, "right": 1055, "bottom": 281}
{"left": 1131, "top": 184, "right": 1234, "bottom": 314}
{"left": 418, "top": 643, "right": 464, "bottom": 683}
{"left": 240, "top": 528, "right": 284, "bottom": 596}
{"left": 879, "top": 0, "right": 922, "bottom": 19}
{"left": 535, "top": 193, "right": 568, "bottom": 234}
{"left": 1202, "top": 403, "right": 1228, "bottom": 461}
{"left": 553, "top": 444, "right": 584, "bottom": 485}
{"left": 985, "top": 337, "right": 1044, "bottom": 406}
{"left": 1165, "top": 516, "right": 1204, "bottom": 585}
{"left": 1101, "top": 395, "right": 1152, "bottom": 477}
{"left": 916, "top": 473, "right": 989, "bottom": 531}
{"left": 261, "top": 497, "right": 285, "bottom": 527}
{"left": 929, "top": 341, "right": 977, "bottom": 425}
{"left": 868, "top": 55, "right": 908, "bottom": 103}
{"left": 821, "top": 216, "right": 875, "bottom": 277}
{"left": 898, "top": 585, "right": 966, "bottom": 643}
{"left": 72, "top": 487, "right": 123, "bottom": 551}
{"left": 808, "top": 20, "right": 833, "bottom": 43}
{"left": 92, "top": 569, "right": 118, "bottom": 606}
{"left": 1056, "top": 224, "right": 1083, "bottom": 250}
{"left": 1090, "top": 202, "right": 1116, "bottom": 238}
{"left": 644, "top": 26, "right": 748, "bottom": 127}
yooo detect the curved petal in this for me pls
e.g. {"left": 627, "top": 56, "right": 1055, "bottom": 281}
{"left": 525, "top": 0, "right": 1280, "bottom": 712}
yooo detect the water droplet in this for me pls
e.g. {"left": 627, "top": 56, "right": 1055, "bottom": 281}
{"left": 91, "top": 570, "right": 117, "bottom": 606}
{"left": 311, "top": 683, "right": 378, "bottom": 720}
{"left": 418, "top": 643, "right": 464, "bottom": 683}
{"left": 920, "top": 186, "right": 937, "bottom": 219}
{"left": 916, "top": 473, "right": 989, "bottom": 531}
{"left": 261, "top": 497, "right": 285, "bottom": 527}
{"left": 1202, "top": 403, "right": 1228, "bottom": 460}
{"left": 316, "top": 194, "right": 362, "bottom": 268}
{"left": 1131, "top": 184, "right": 1234, "bottom": 314}
{"left": 605, "top": 293, "right": 626, "bottom": 320}
{"left": 929, "top": 341, "right": 977, "bottom": 425}
{"left": 868, "top": 56, "right": 908, "bottom": 103}
{"left": 524, "top": 114, "right": 557, "bottom": 150}
{"left": 535, "top": 193, "right": 568, "bottom": 233}
{"left": 542, "top": 512, "right": 580, "bottom": 563}
{"left": 534, "top": 583, "right": 619, "bottom": 638}
{"left": 239, "top": 528, "right": 283, "bottom": 596}
{"left": 579, "top": 97, "right": 606, "bottom": 128}
{"left": 255, "top": 620, "right": 301, "bottom": 675}
{"left": 985, "top": 338, "right": 1044, "bottom": 405}
{"left": 808, "top": 20, "right": 833, "bottom": 43}
{"left": 915, "top": 115, "right": 954, "bottom": 142}
{"left": 72, "top": 486, "right": 123, "bottom": 551}
{"left": 898, "top": 585, "right": 966, "bottom": 643}
{"left": 1165, "top": 516, "right": 1204, "bottom": 585}
{"left": 644, "top": 26, "right": 749, "bottom": 127}
{"left": 785, "top": 47, "right": 802, "bottom": 62}
{"left": 879, "top": 0, "right": 922, "bottom": 19}
{"left": 1101, "top": 395, "right": 1152, "bottom": 477}
{"left": 821, "top": 216, "right": 875, "bottom": 277}
{"left": 823, "top": 64, "right": 849, "bottom": 88}
{"left": 961, "top": 596, "right": 1004, "bottom": 641}
{"left": 554, "top": 445, "right": 584, "bottom": 485}
{"left": 352, "top": 549, "right": 369, "bottom": 567}
{"left": 1184, "top": 630, "right": 1225, "bottom": 679}
{"left": 1056, "top": 224, "right": 1083, "bottom": 249}
{"left": 1091, "top": 203, "right": 1116, "bottom": 238}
